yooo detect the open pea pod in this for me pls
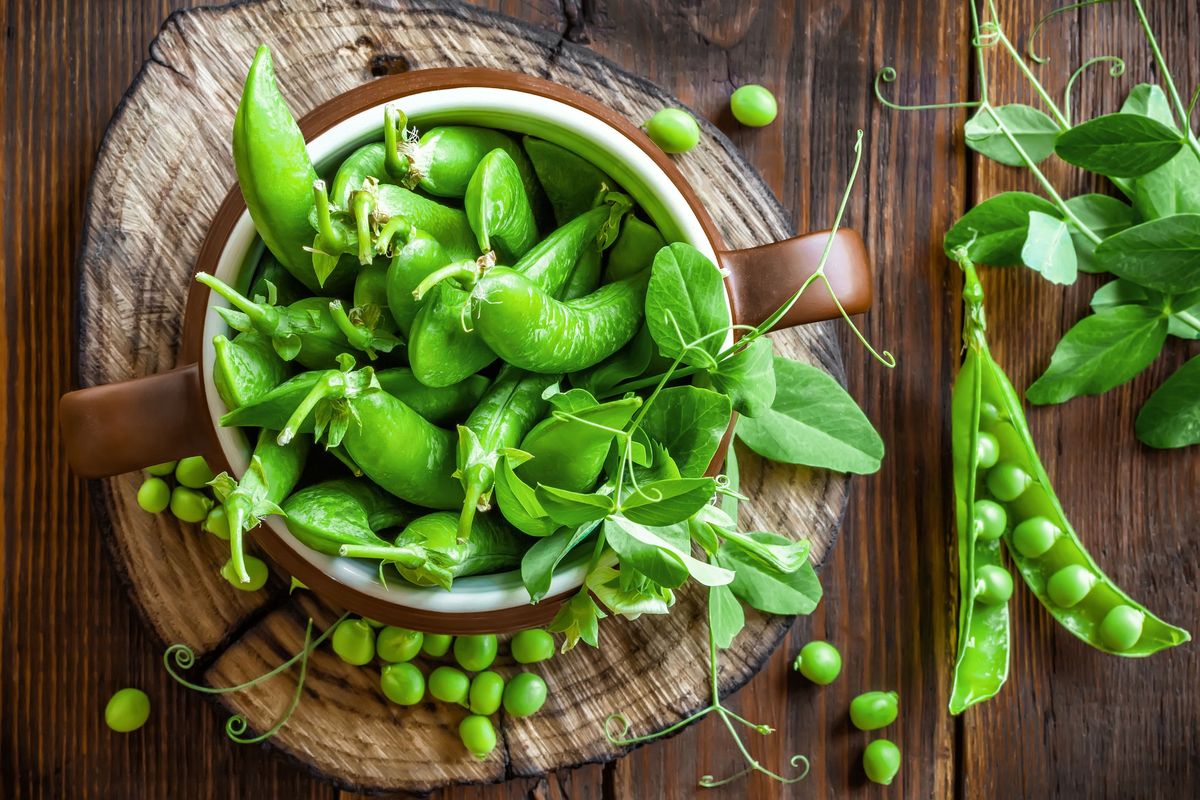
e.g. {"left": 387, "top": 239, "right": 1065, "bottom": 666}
{"left": 518, "top": 395, "right": 642, "bottom": 493}
{"left": 212, "top": 330, "right": 289, "bottom": 411}
{"left": 281, "top": 479, "right": 415, "bottom": 556}
{"left": 464, "top": 148, "right": 539, "bottom": 263}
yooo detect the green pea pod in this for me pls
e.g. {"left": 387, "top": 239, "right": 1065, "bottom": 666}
{"left": 223, "top": 366, "right": 487, "bottom": 430}
{"left": 465, "top": 148, "right": 539, "bottom": 262}
{"left": 518, "top": 395, "right": 641, "bottom": 493}
{"left": 327, "top": 300, "right": 403, "bottom": 361}
{"left": 570, "top": 323, "right": 670, "bottom": 398}
{"left": 212, "top": 331, "right": 288, "bottom": 411}
{"left": 562, "top": 247, "right": 602, "bottom": 301}
{"left": 523, "top": 136, "right": 613, "bottom": 225}
{"left": 455, "top": 367, "right": 554, "bottom": 541}
{"left": 382, "top": 221, "right": 451, "bottom": 335}
{"left": 197, "top": 272, "right": 353, "bottom": 369}
{"left": 249, "top": 254, "right": 308, "bottom": 308}
{"left": 354, "top": 260, "right": 390, "bottom": 310}
{"left": 281, "top": 479, "right": 414, "bottom": 556}
{"left": 280, "top": 374, "right": 463, "bottom": 509}
{"left": 368, "top": 183, "right": 478, "bottom": 261}
{"left": 331, "top": 142, "right": 394, "bottom": 207}
{"left": 339, "top": 511, "right": 527, "bottom": 590}
{"left": 232, "top": 45, "right": 321, "bottom": 291}
{"left": 211, "top": 428, "right": 310, "bottom": 584}
{"left": 470, "top": 267, "right": 649, "bottom": 374}
{"left": 605, "top": 216, "right": 666, "bottom": 281}
{"left": 954, "top": 256, "right": 1189, "bottom": 659}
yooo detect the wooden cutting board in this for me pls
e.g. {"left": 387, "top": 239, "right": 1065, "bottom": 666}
{"left": 75, "top": 0, "right": 850, "bottom": 791}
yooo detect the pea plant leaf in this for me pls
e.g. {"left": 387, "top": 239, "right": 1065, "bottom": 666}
{"left": 520, "top": 522, "right": 599, "bottom": 602}
{"left": 708, "top": 336, "right": 777, "bottom": 417}
{"left": 548, "top": 588, "right": 606, "bottom": 650}
{"left": 943, "top": 191, "right": 1060, "bottom": 265}
{"left": 621, "top": 477, "right": 718, "bottom": 527}
{"left": 716, "top": 535, "right": 822, "bottom": 615}
{"left": 639, "top": 385, "right": 732, "bottom": 478}
{"left": 964, "top": 103, "right": 1060, "bottom": 166}
{"left": 1135, "top": 355, "right": 1200, "bottom": 449}
{"left": 587, "top": 562, "right": 674, "bottom": 618}
{"left": 1063, "top": 194, "right": 1137, "bottom": 274}
{"left": 570, "top": 324, "right": 654, "bottom": 397}
{"left": 1121, "top": 83, "right": 1177, "bottom": 127}
{"left": 736, "top": 356, "right": 883, "bottom": 474}
{"left": 493, "top": 454, "right": 559, "bottom": 537}
{"left": 1094, "top": 214, "right": 1200, "bottom": 293}
{"left": 644, "top": 243, "right": 731, "bottom": 367}
{"left": 708, "top": 583, "right": 746, "bottom": 650}
{"left": 1119, "top": 85, "right": 1200, "bottom": 219}
{"left": 604, "top": 516, "right": 735, "bottom": 588}
{"left": 1089, "top": 279, "right": 1200, "bottom": 341}
{"left": 1054, "top": 112, "right": 1184, "bottom": 178}
{"left": 1025, "top": 305, "right": 1169, "bottom": 405}
{"left": 535, "top": 485, "right": 615, "bottom": 527}
{"left": 1021, "top": 210, "right": 1078, "bottom": 285}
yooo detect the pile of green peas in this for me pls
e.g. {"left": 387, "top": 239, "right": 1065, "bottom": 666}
{"left": 329, "top": 618, "right": 555, "bottom": 760}
{"left": 792, "top": 640, "right": 901, "bottom": 787}
{"left": 135, "top": 455, "right": 271, "bottom": 592}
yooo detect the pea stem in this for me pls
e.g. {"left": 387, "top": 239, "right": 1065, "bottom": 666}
{"left": 224, "top": 499, "right": 253, "bottom": 584}
{"left": 1130, "top": 0, "right": 1200, "bottom": 162}
{"left": 985, "top": 0, "right": 1069, "bottom": 128}
{"left": 312, "top": 180, "right": 349, "bottom": 252}
{"left": 1172, "top": 309, "right": 1200, "bottom": 334}
{"left": 374, "top": 216, "right": 415, "bottom": 257}
{"left": 197, "top": 272, "right": 278, "bottom": 333}
{"left": 337, "top": 543, "right": 427, "bottom": 569}
{"left": 383, "top": 105, "right": 414, "bottom": 182}
{"left": 350, "top": 189, "right": 376, "bottom": 265}
{"left": 413, "top": 261, "right": 483, "bottom": 300}
{"left": 278, "top": 371, "right": 345, "bottom": 445}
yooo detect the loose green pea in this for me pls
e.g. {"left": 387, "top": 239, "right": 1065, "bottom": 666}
{"left": 331, "top": 618, "right": 376, "bottom": 666}
{"left": 792, "top": 640, "right": 842, "bottom": 685}
{"left": 380, "top": 662, "right": 425, "bottom": 706}
{"left": 377, "top": 627, "right": 423, "bottom": 663}
{"left": 105, "top": 688, "right": 150, "bottom": 733}
{"left": 169, "top": 486, "right": 213, "bottom": 523}
{"left": 1099, "top": 605, "right": 1145, "bottom": 651}
{"left": 203, "top": 505, "right": 231, "bottom": 540}
{"left": 422, "top": 633, "right": 453, "bottom": 657}
{"left": 454, "top": 634, "right": 498, "bottom": 672}
{"left": 1046, "top": 565, "right": 1096, "bottom": 608}
{"left": 645, "top": 108, "right": 700, "bottom": 154}
{"left": 972, "top": 500, "right": 1007, "bottom": 541}
{"left": 459, "top": 714, "right": 497, "bottom": 761}
{"left": 137, "top": 477, "right": 171, "bottom": 514}
{"left": 1011, "top": 516, "right": 1060, "bottom": 558}
{"left": 429, "top": 666, "right": 470, "bottom": 705}
{"left": 975, "top": 432, "right": 1000, "bottom": 469}
{"left": 510, "top": 629, "right": 555, "bottom": 664}
{"left": 220, "top": 556, "right": 269, "bottom": 591}
{"left": 849, "top": 691, "right": 898, "bottom": 731}
{"left": 974, "top": 565, "right": 1014, "bottom": 605}
{"left": 863, "top": 739, "right": 901, "bottom": 786}
{"left": 729, "top": 84, "right": 778, "bottom": 127}
{"left": 469, "top": 670, "right": 506, "bottom": 715}
{"left": 146, "top": 461, "right": 177, "bottom": 477}
{"left": 502, "top": 672, "right": 547, "bottom": 717}
{"left": 175, "top": 455, "right": 215, "bottom": 489}
{"left": 985, "top": 462, "right": 1032, "bottom": 502}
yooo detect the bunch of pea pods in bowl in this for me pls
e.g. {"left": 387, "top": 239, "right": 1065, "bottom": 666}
{"left": 60, "top": 45, "right": 872, "bottom": 636}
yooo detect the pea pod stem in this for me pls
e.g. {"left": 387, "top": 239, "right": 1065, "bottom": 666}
{"left": 412, "top": 255, "right": 492, "bottom": 301}
{"left": 327, "top": 300, "right": 400, "bottom": 359}
{"left": 197, "top": 272, "right": 281, "bottom": 334}
{"left": 374, "top": 216, "right": 416, "bottom": 257}
{"left": 278, "top": 370, "right": 348, "bottom": 445}
{"left": 383, "top": 105, "right": 415, "bottom": 183}
{"left": 225, "top": 499, "right": 254, "bottom": 584}
{"left": 350, "top": 187, "right": 376, "bottom": 264}
{"left": 337, "top": 543, "right": 427, "bottom": 569}
{"left": 312, "top": 180, "right": 350, "bottom": 252}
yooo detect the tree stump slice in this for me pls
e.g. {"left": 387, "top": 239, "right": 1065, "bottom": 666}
{"left": 76, "top": 0, "right": 851, "bottom": 791}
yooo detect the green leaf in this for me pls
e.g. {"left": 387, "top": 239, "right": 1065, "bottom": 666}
{"left": 1121, "top": 84, "right": 1176, "bottom": 127}
{"left": 1021, "top": 210, "right": 1078, "bottom": 284}
{"left": 717, "top": 535, "right": 822, "bottom": 615}
{"left": 605, "top": 516, "right": 734, "bottom": 588}
{"left": 1063, "top": 194, "right": 1137, "bottom": 273}
{"left": 1094, "top": 214, "right": 1200, "bottom": 293}
{"left": 494, "top": 455, "right": 558, "bottom": 537}
{"left": 621, "top": 477, "right": 718, "bottom": 526}
{"left": 548, "top": 588, "right": 607, "bottom": 650}
{"left": 964, "top": 103, "right": 1060, "bottom": 166}
{"left": 520, "top": 522, "right": 599, "bottom": 602}
{"left": 1090, "top": 279, "right": 1200, "bottom": 340}
{"left": 1025, "top": 306, "right": 1168, "bottom": 405}
{"left": 708, "top": 583, "right": 745, "bottom": 649}
{"left": 571, "top": 324, "right": 655, "bottom": 397}
{"left": 736, "top": 356, "right": 883, "bottom": 473}
{"left": 1118, "top": 87, "right": 1200, "bottom": 217}
{"left": 546, "top": 387, "right": 599, "bottom": 413}
{"left": 943, "top": 191, "right": 1059, "bottom": 265}
{"left": 639, "top": 386, "right": 731, "bottom": 478}
{"left": 1136, "top": 355, "right": 1200, "bottom": 448}
{"left": 644, "top": 243, "right": 731, "bottom": 367}
{"left": 709, "top": 337, "right": 777, "bottom": 417}
{"left": 720, "top": 527, "right": 812, "bottom": 574}
{"left": 1055, "top": 112, "right": 1184, "bottom": 178}
{"left": 535, "top": 486, "right": 615, "bottom": 527}
{"left": 587, "top": 562, "right": 674, "bottom": 618}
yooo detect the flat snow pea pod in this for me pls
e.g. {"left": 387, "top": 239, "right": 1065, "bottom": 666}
{"left": 455, "top": 367, "right": 555, "bottom": 541}
{"left": 562, "top": 247, "right": 602, "bottom": 301}
{"left": 605, "top": 216, "right": 666, "bottom": 281}
{"left": 465, "top": 148, "right": 539, "bottom": 262}
{"left": 211, "top": 429, "right": 310, "bottom": 585}
{"left": 379, "top": 220, "right": 451, "bottom": 334}
{"left": 281, "top": 479, "right": 414, "bottom": 556}
{"left": 331, "top": 141, "right": 390, "bottom": 207}
{"left": 470, "top": 268, "right": 649, "bottom": 374}
{"left": 338, "top": 511, "right": 527, "bottom": 590}
{"left": 518, "top": 396, "right": 642, "bottom": 493}
{"left": 212, "top": 331, "right": 289, "bottom": 411}
{"left": 522, "top": 136, "right": 613, "bottom": 225}
{"left": 232, "top": 45, "right": 321, "bottom": 291}
{"left": 250, "top": 254, "right": 307, "bottom": 307}
{"left": 197, "top": 272, "right": 351, "bottom": 369}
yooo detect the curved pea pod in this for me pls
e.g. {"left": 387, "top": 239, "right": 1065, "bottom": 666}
{"left": 212, "top": 331, "right": 288, "bottom": 411}
{"left": 381, "top": 221, "right": 451, "bottom": 335}
{"left": 338, "top": 511, "right": 528, "bottom": 590}
{"left": 465, "top": 148, "right": 539, "bottom": 263}
{"left": 232, "top": 45, "right": 321, "bottom": 291}
{"left": 354, "top": 260, "right": 390, "bottom": 310}
{"left": 223, "top": 366, "right": 487, "bottom": 430}
{"left": 281, "top": 479, "right": 414, "bottom": 556}
{"left": 562, "top": 248, "right": 602, "bottom": 301}
{"left": 369, "top": 183, "right": 478, "bottom": 261}
{"left": 249, "top": 254, "right": 308, "bottom": 308}
{"left": 523, "top": 136, "right": 613, "bottom": 225}
{"left": 455, "top": 367, "right": 554, "bottom": 541}
{"left": 470, "top": 267, "right": 649, "bottom": 374}
{"left": 280, "top": 373, "right": 463, "bottom": 509}
{"left": 518, "top": 395, "right": 641, "bottom": 493}
{"left": 211, "top": 428, "right": 311, "bottom": 585}
{"left": 605, "top": 216, "right": 666, "bottom": 281}
{"left": 331, "top": 141, "right": 391, "bottom": 207}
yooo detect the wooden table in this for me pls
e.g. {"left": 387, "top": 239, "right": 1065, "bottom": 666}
{"left": 3, "top": 1, "right": 1196, "bottom": 797}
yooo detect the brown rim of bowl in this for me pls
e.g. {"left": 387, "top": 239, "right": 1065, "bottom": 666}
{"left": 183, "top": 68, "right": 731, "bottom": 634}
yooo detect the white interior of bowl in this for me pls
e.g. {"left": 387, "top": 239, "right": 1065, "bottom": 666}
{"left": 202, "top": 86, "right": 722, "bottom": 614}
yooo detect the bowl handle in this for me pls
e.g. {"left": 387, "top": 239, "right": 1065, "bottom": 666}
{"left": 718, "top": 228, "right": 872, "bottom": 330}
{"left": 59, "top": 363, "right": 217, "bottom": 478}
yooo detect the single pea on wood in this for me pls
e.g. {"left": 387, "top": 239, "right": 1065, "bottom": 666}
{"left": 792, "top": 640, "right": 842, "bottom": 685}
{"left": 644, "top": 108, "right": 700, "bottom": 154}
{"left": 729, "top": 84, "right": 778, "bottom": 127}
{"left": 105, "top": 688, "right": 151, "bottom": 733}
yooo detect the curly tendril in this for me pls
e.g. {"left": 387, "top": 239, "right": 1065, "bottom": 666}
{"left": 1026, "top": 0, "right": 1116, "bottom": 64}
{"left": 973, "top": 20, "right": 1001, "bottom": 48}
{"left": 873, "top": 67, "right": 981, "bottom": 113}
{"left": 1064, "top": 56, "right": 1127, "bottom": 123}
